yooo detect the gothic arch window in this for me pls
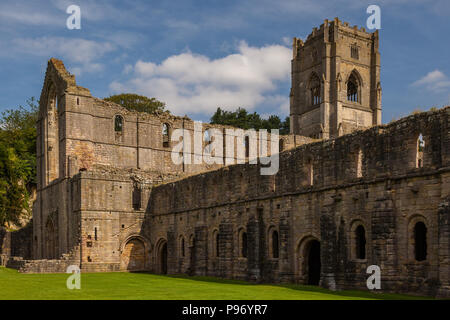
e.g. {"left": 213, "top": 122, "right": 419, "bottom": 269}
{"left": 270, "top": 229, "right": 279, "bottom": 259}
{"left": 355, "top": 225, "right": 366, "bottom": 259}
{"left": 114, "top": 115, "right": 124, "bottom": 132}
{"left": 309, "top": 73, "right": 321, "bottom": 106}
{"left": 416, "top": 134, "right": 425, "bottom": 168}
{"left": 414, "top": 222, "right": 427, "bottom": 261}
{"left": 162, "top": 123, "right": 170, "bottom": 148}
{"left": 347, "top": 71, "right": 360, "bottom": 103}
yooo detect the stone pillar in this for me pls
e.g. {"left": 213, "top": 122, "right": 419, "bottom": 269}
{"left": 278, "top": 214, "right": 292, "bottom": 282}
{"left": 438, "top": 198, "right": 450, "bottom": 297}
{"left": 247, "top": 215, "right": 261, "bottom": 282}
{"left": 218, "top": 220, "right": 233, "bottom": 278}
{"left": 166, "top": 228, "right": 176, "bottom": 274}
{"left": 194, "top": 225, "right": 208, "bottom": 276}
{"left": 320, "top": 212, "right": 338, "bottom": 291}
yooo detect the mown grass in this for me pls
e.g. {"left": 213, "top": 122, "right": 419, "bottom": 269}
{"left": 0, "top": 267, "right": 432, "bottom": 300}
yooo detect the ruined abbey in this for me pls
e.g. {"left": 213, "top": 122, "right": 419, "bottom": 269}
{"left": 0, "top": 18, "right": 449, "bottom": 298}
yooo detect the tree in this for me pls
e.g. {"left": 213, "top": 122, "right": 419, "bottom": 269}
{"left": 210, "top": 107, "right": 290, "bottom": 134}
{"left": 0, "top": 98, "right": 38, "bottom": 227}
{"left": 104, "top": 93, "right": 169, "bottom": 114}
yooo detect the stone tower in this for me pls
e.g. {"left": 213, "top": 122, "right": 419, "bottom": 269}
{"left": 290, "top": 18, "right": 382, "bottom": 139}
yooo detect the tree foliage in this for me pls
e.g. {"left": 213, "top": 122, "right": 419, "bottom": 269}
{"left": 104, "top": 93, "right": 169, "bottom": 115}
{"left": 0, "top": 98, "right": 38, "bottom": 227}
{"left": 210, "top": 107, "right": 290, "bottom": 135}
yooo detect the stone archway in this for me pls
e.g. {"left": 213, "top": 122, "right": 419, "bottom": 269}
{"left": 120, "top": 238, "right": 146, "bottom": 271}
{"left": 159, "top": 241, "right": 168, "bottom": 275}
{"left": 306, "top": 240, "right": 321, "bottom": 285}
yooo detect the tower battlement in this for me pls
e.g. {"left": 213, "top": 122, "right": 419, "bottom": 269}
{"left": 290, "top": 18, "right": 381, "bottom": 139}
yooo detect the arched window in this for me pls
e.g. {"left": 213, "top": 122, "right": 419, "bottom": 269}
{"left": 347, "top": 73, "right": 359, "bottom": 102}
{"left": 351, "top": 44, "right": 359, "bottom": 60}
{"left": 180, "top": 237, "right": 185, "bottom": 257}
{"left": 162, "top": 123, "right": 170, "bottom": 148}
{"left": 414, "top": 222, "right": 427, "bottom": 261}
{"left": 241, "top": 231, "right": 248, "bottom": 258}
{"left": 416, "top": 134, "right": 425, "bottom": 168}
{"left": 309, "top": 73, "right": 321, "bottom": 106}
{"left": 115, "top": 115, "right": 123, "bottom": 132}
{"left": 272, "top": 230, "right": 279, "bottom": 258}
{"left": 355, "top": 225, "right": 366, "bottom": 259}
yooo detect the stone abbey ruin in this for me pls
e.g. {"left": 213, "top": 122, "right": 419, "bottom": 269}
{"left": 0, "top": 18, "right": 449, "bottom": 298}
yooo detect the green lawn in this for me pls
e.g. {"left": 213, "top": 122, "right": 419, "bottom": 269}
{"left": 0, "top": 267, "right": 431, "bottom": 300}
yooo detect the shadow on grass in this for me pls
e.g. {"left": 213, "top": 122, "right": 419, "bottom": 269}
{"left": 134, "top": 272, "right": 433, "bottom": 300}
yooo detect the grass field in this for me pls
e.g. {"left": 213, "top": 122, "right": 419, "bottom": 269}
{"left": 0, "top": 267, "right": 431, "bottom": 300}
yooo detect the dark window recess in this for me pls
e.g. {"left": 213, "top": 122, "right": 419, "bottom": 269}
{"left": 216, "top": 233, "right": 220, "bottom": 258}
{"left": 87, "top": 242, "right": 92, "bottom": 247}
{"left": 242, "top": 232, "right": 248, "bottom": 258}
{"left": 414, "top": 222, "right": 427, "bottom": 261}
{"left": 114, "top": 115, "right": 123, "bottom": 132}
{"left": 272, "top": 230, "right": 279, "bottom": 258}
{"left": 132, "top": 186, "right": 142, "bottom": 210}
{"left": 94, "top": 227, "right": 98, "bottom": 241}
{"left": 355, "top": 225, "right": 366, "bottom": 259}
{"left": 162, "top": 123, "right": 170, "bottom": 148}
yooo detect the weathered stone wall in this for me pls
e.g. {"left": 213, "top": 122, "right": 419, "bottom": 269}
{"left": 146, "top": 106, "right": 450, "bottom": 297}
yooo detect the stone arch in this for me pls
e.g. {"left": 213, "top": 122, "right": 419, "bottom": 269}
{"left": 45, "top": 215, "right": 58, "bottom": 259}
{"left": 349, "top": 220, "right": 368, "bottom": 260}
{"left": 296, "top": 235, "right": 321, "bottom": 285}
{"left": 237, "top": 227, "right": 247, "bottom": 258}
{"left": 407, "top": 215, "right": 429, "bottom": 262}
{"left": 307, "top": 72, "right": 322, "bottom": 106}
{"left": 267, "top": 225, "right": 279, "bottom": 259}
{"left": 155, "top": 238, "right": 168, "bottom": 274}
{"left": 43, "top": 82, "right": 60, "bottom": 185}
{"left": 120, "top": 235, "right": 148, "bottom": 271}
{"left": 346, "top": 69, "right": 363, "bottom": 103}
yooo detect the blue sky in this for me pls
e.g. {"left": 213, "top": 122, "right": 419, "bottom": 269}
{"left": 0, "top": 0, "right": 449, "bottom": 123}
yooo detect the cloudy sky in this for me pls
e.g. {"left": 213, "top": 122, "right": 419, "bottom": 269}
{"left": 0, "top": 0, "right": 449, "bottom": 123}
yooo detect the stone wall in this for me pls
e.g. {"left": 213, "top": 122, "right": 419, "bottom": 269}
{"left": 145, "top": 106, "right": 450, "bottom": 297}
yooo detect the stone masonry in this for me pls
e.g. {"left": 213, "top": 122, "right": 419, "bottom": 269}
{"left": 3, "top": 18, "right": 449, "bottom": 298}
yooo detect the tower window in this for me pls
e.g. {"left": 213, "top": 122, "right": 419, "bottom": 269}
{"left": 351, "top": 45, "right": 359, "bottom": 60}
{"left": 416, "top": 134, "right": 425, "bottom": 168}
{"left": 414, "top": 222, "right": 427, "bottom": 261}
{"left": 347, "top": 73, "right": 359, "bottom": 102}
{"left": 356, "top": 149, "right": 363, "bottom": 178}
{"left": 355, "top": 225, "right": 366, "bottom": 259}
{"left": 162, "top": 123, "right": 170, "bottom": 148}
{"left": 309, "top": 73, "right": 321, "bottom": 106}
{"left": 245, "top": 136, "right": 250, "bottom": 158}
{"left": 114, "top": 115, "right": 123, "bottom": 132}
{"left": 307, "top": 159, "right": 314, "bottom": 186}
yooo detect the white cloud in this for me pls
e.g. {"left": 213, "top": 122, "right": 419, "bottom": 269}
{"left": 110, "top": 41, "right": 291, "bottom": 116}
{"left": 412, "top": 70, "right": 450, "bottom": 92}
{"left": 11, "top": 37, "right": 115, "bottom": 75}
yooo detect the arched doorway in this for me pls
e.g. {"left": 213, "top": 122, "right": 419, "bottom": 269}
{"left": 306, "top": 240, "right": 321, "bottom": 285}
{"left": 160, "top": 242, "right": 168, "bottom": 274}
{"left": 120, "top": 238, "right": 146, "bottom": 271}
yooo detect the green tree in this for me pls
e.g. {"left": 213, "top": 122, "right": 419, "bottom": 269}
{"left": 210, "top": 107, "right": 290, "bottom": 134}
{"left": 0, "top": 98, "right": 38, "bottom": 226}
{"left": 104, "top": 93, "right": 169, "bottom": 114}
